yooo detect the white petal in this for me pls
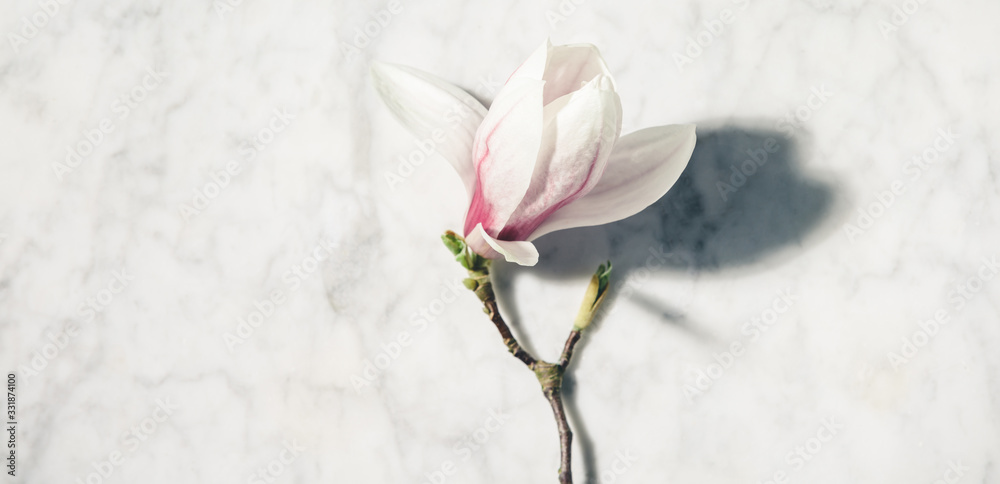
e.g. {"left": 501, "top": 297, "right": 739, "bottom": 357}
{"left": 370, "top": 62, "right": 487, "bottom": 196}
{"left": 541, "top": 43, "right": 615, "bottom": 106}
{"left": 506, "top": 39, "right": 551, "bottom": 83}
{"left": 468, "top": 223, "right": 539, "bottom": 266}
{"left": 527, "top": 124, "right": 697, "bottom": 240}
{"left": 462, "top": 77, "right": 544, "bottom": 235}
{"left": 498, "top": 75, "right": 622, "bottom": 241}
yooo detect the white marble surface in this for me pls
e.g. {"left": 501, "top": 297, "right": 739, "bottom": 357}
{"left": 2, "top": 0, "right": 999, "bottom": 483}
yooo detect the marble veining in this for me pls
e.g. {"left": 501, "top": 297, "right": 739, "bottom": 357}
{"left": 1, "top": 0, "right": 999, "bottom": 483}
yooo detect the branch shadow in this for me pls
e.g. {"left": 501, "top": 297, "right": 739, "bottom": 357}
{"left": 493, "top": 121, "right": 840, "bottom": 481}
{"left": 561, "top": 371, "right": 597, "bottom": 482}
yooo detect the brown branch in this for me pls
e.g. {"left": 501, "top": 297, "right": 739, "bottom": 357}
{"left": 559, "top": 330, "right": 582, "bottom": 369}
{"left": 546, "top": 329, "right": 582, "bottom": 483}
{"left": 544, "top": 385, "right": 573, "bottom": 484}
{"left": 482, "top": 298, "right": 537, "bottom": 368}
{"left": 469, "top": 265, "right": 585, "bottom": 483}
{"left": 444, "top": 234, "right": 611, "bottom": 484}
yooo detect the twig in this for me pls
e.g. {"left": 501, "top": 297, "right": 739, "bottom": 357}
{"left": 474, "top": 268, "right": 582, "bottom": 484}
{"left": 559, "top": 330, "right": 582, "bottom": 369}
{"left": 482, "top": 298, "right": 537, "bottom": 368}
{"left": 449, "top": 239, "right": 600, "bottom": 484}
{"left": 544, "top": 382, "right": 573, "bottom": 484}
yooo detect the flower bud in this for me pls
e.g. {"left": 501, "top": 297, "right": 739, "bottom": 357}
{"left": 574, "top": 261, "right": 612, "bottom": 330}
{"left": 441, "top": 230, "right": 489, "bottom": 272}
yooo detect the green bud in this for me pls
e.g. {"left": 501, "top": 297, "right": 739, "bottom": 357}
{"left": 463, "top": 278, "right": 479, "bottom": 291}
{"left": 441, "top": 231, "right": 466, "bottom": 256}
{"left": 573, "top": 261, "right": 612, "bottom": 330}
{"left": 442, "top": 230, "right": 492, "bottom": 274}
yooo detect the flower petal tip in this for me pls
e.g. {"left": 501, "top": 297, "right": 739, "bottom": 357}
{"left": 471, "top": 224, "right": 539, "bottom": 266}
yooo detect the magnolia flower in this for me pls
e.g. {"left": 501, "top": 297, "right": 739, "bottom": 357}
{"left": 372, "top": 40, "right": 696, "bottom": 266}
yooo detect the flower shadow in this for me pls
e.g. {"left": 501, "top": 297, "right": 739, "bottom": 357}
{"left": 496, "top": 122, "right": 838, "bottom": 324}
{"left": 492, "top": 121, "right": 840, "bottom": 481}
{"left": 530, "top": 123, "right": 836, "bottom": 278}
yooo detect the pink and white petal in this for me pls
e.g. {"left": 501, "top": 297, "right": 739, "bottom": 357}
{"left": 462, "top": 78, "right": 545, "bottom": 236}
{"left": 464, "top": 223, "right": 500, "bottom": 259}
{"left": 468, "top": 223, "right": 539, "bottom": 266}
{"left": 541, "top": 44, "right": 615, "bottom": 106}
{"left": 527, "top": 124, "right": 696, "bottom": 240}
{"left": 498, "top": 75, "right": 622, "bottom": 241}
{"left": 506, "top": 39, "right": 551, "bottom": 83}
{"left": 370, "top": 62, "right": 487, "bottom": 195}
